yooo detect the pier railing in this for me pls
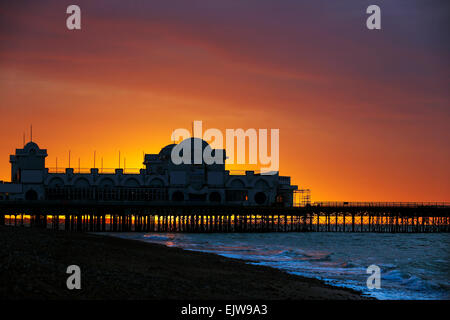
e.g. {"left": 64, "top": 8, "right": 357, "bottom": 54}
{"left": 306, "top": 202, "right": 449, "bottom": 208}
{"left": 47, "top": 168, "right": 280, "bottom": 176}
{"left": 47, "top": 168, "right": 144, "bottom": 174}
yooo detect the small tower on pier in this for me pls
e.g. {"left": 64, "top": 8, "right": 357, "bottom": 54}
{"left": 9, "top": 141, "right": 47, "bottom": 200}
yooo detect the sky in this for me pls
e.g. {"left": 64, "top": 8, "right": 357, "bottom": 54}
{"left": 0, "top": 0, "right": 449, "bottom": 201}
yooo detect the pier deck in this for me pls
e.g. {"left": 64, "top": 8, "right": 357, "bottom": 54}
{"left": 1, "top": 200, "right": 449, "bottom": 233}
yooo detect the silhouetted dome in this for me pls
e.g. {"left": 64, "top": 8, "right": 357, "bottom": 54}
{"left": 159, "top": 144, "right": 176, "bottom": 161}
{"left": 175, "top": 138, "right": 212, "bottom": 164}
{"left": 159, "top": 144, "right": 176, "bottom": 156}
{"left": 160, "top": 138, "right": 217, "bottom": 164}
{"left": 23, "top": 141, "right": 40, "bottom": 153}
{"left": 179, "top": 138, "right": 210, "bottom": 153}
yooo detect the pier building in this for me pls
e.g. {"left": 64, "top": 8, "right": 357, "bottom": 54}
{"left": 0, "top": 138, "right": 298, "bottom": 206}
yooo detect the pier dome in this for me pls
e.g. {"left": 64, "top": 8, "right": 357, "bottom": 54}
{"left": 159, "top": 144, "right": 176, "bottom": 160}
{"left": 175, "top": 138, "right": 211, "bottom": 164}
{"left": 159, "top": 138, "right": 212, "bottom": 164}
{"left": 179, "top": 138, "right": 210, "bottom": 151}
{"left": 23, "top": 141, "right": 40, "bottom": 153}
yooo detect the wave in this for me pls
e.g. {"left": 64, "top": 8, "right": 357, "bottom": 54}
{"left": 125, "top": 232, "right": 450, "bottom": 300}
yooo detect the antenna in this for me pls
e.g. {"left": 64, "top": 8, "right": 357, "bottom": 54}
{"left": 23, "top": 133, "right": 25, "bottom": 147}
{"left": 94, "top": 150, "right": 96, "bottom": 168}
{"left": 118, "top": 151, "right": 121, "bottom": 169}
{"left": 30, "top": 124, "right": 33, "bottom": 142}
{"left": 68, "top": 150, "right": 71, "bottom": 168}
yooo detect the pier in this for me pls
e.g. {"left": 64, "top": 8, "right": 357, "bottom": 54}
{"left": 1, "top": 201, "right": 449, "bottom": 233}
{"left": 3, "top": 141, "right": 448, "bottom": 233}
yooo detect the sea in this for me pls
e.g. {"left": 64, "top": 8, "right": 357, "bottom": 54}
{"left": 107, "top": 232, "right": 450, "bottom": 300}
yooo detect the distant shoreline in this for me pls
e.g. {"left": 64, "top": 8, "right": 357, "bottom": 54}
{"left": 0, "top": 226, "right": 369, "bottom": 300}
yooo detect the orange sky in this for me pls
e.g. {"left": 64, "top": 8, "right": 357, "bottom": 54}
{"left": 0, "top": 1, "right": 449, "bottom": 201}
